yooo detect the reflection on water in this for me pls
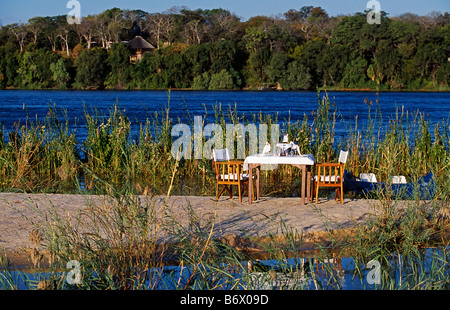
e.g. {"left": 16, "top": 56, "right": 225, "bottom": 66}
{"left": 2, "top": 246, "right": 448, "bottom": 290}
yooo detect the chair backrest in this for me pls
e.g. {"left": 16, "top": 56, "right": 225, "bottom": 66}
{"left": 316, "top": 163, "right": 345, "bottom": 185}
{"left": 339, "top": 150, "right": 349, "bottom": 164}
{"left": 215, "top": 161, "right": 242, "bottom": 180}
{"left": 212, "top": 149, "right": 230, "bottom": 162}
{"left": 360, "top": 173, "right": 377, "bottom": 183}
{"left": 391, "top": 176, "right": 407, "bottom": 184}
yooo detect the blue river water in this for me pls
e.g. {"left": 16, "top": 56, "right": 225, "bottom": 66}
{"left": 3, "top": 246, "right": 449, "bottom": 290}
{"left": 0, "top": 90, "right": 449, "bottom": 142}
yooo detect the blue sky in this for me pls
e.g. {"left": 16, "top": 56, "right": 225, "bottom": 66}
{"left": 1, "top": 0, "right": 449, "bottom": 25}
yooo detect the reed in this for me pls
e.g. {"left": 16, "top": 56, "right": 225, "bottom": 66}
{"left": 0, "top": 104, "right": 79, "bottom": 192}
{"left": 12, "top": 186, "right": 172, "bottom": 289}
{"left": 0, "top": 91, "right": 448, "bottom": 198}
{"left": 0, "top": 91, "right": 449, "bottom": 290}
{"left": 1, "top": 169, "right": 449, "bottom": 290}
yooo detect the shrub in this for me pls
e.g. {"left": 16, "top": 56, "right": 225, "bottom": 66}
{"left": 208, "top": 69, "right": 236, "bottom": 90}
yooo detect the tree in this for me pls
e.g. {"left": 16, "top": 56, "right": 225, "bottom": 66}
{"left": 331, "top": 13, "right": 367, "bottom": 56}
{"left": 144, "top": 13, "right": 175, "bottom": 48}
{"left": 75, "top": 48, "right": 109, "bottom": 89}
{"left": 373, "top": 41, "right": 401, "bottom": 87}
{"left": 0, "top": 6, "right": 449, "bottom": 91}
{"left": 414, "top": 42, "right": 447, "bottom": 87}
{"left": 41, "top": 16, "right": 64, "bottom": 52}
{"left": 123, "top": 9, "right": 148, "bottom": 35}
{"left": 242, "top": 26, "right": 271, "bottom": 84}
{"left": 266, "top": 50, "right": 313, "bottom": 89}
{"left": 266, "top": 51, "right": 290, "bottom": 83}
{"left": 94, "top": 13, "right": 109, "bottom": 48}
{"left": 320, "top": 43, "right": 347, "bottom": 86}
{"left": 105, "top": 43, "right": 131, "bottom": 89}
{"left": 192, "top": 72, "right": 210, "bottom": 90}
{"left": 389, "top": 19, "right": 420, "bottom": 48}
{"left": 17, "top": 48, "right": 59, "bottom": 88}
{"left": 205, "top": 9, "right": 240, "bottom": 41}
{"left": 72, "top": 43, "right": 85, "bottom": 58}
{"left": 88, "top": 7, "right": 128, "bottom": 48}
{"left": 284, "top": 6, "right": 330, "bottom": 40}
{"left": 10, "top": 23, "right": 27, "bottom": 53}
{"left": 281, "top": 60, "right": 312, "bottom": 90}
{"left": 293, "top": 38, "right": 326, "bottom": 87}
{"left": 105, "top": 8, "right": 127, "bottom": 43}
{"left": 57, "top": 24, "right": 72, "bottom": 56}
{"left": 242, "top": 26, "right": 268, "bottom": 53}
{"left": 210, "top": 40, "right": 239, "bottom": 74}
{"left": 128, "top": 52, "right": 154, "bottom": 88}
{"left": 183, "top": 20, "right": 205, "bottom": 44}
{"left": 208, "top": 69, "right": 236, "bottom": 90}
{"left": 50, "top": 58, "right": 71, "bottom": 88}
{"left": 184, "top": 43, "right": 211, "bottom": 77}
{"left": 78, "top": 16, "right": 97, "bottom": 49}
{"left": 27, "top": 17, "right": 46, "bottom": 44}
{"left": 0, "top": 42, "right": 20, "bottom": 87}
{"left": 341, "top": 57, "right": 369, "bottom": 88}
{"left": 361, "top": 12, "right": 391, "bottom": 56}
{"left": 266, "top": 19, "right": 299, "bottom": 52}
{"left": 143, "top": 46, "right": 191, "bottom": 89}
{"left": 157, "top": 11, "right": 176, "bottom": 45}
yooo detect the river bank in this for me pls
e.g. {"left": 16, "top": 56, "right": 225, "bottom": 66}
{"left": 1, "top": 192, "right": 386, "bottom": 267}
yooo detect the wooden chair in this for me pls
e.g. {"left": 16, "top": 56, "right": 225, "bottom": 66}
{"left": 212, "top": 149, "right": 252, "bottom": 203}
{"left": 313, "top": 150, "right": 348, "bottom": 205}
{"left": 212, "top": 148, "right": 231, "bottom": 163}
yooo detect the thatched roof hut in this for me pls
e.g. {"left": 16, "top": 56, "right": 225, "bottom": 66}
{"left": 128, "top": 36, "right": 155, "bottom": 62}
{"left": 128, "top": 36, "right": 155, "bottom": 50}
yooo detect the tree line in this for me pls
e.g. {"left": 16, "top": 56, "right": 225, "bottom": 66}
{"left": 0, "top": 6, "right": 449, "bottom": 90}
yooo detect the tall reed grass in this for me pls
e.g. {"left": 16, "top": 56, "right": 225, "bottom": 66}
{"left": 0, "top": 91, "right": 449, "bottom": 290}
{"left": 0, "top": 91, "right": 448, "bottom": 197}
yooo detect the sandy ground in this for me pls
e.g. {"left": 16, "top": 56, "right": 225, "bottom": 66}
{"left": 0, "top": 192, "right": 383, "bottom": 266}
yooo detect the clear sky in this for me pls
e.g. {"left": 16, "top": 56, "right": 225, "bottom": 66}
{"left": 1, "top": 0, "right": 449, "bottom": 25}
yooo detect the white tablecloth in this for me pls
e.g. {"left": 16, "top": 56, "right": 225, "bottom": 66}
{"left": 244, "top": 154, "right": 315, "bottom": 171}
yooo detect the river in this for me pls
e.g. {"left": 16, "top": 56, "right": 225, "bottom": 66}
{"left": 0, "top": 90, "right": 449, "bottom": 142}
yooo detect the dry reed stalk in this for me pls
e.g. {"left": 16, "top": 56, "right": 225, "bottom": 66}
{"left": 183, "top": 207, "right": 217, "bottom": 290}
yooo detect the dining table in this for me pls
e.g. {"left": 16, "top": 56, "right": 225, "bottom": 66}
{"left": 244, "top": 154, "right": 316, "bottom": 205}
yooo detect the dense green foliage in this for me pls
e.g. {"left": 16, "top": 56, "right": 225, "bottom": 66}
{"left": 0, "top": 7, "right": 448, "bottom": 90}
